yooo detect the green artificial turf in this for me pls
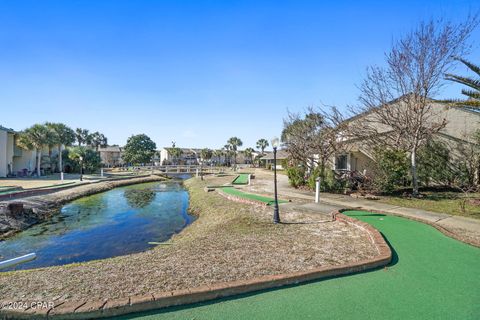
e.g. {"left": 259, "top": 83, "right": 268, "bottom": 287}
{"left": 232, "top": 174, "right": 249, "bottom": 185}
{"left": 117, "top": 210, "right": 480, "bottom": 320}
{"left": 220, "top": 187, "right": 288, "bottom": 206}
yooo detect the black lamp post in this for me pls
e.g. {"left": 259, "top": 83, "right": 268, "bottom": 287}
{"left": 271, "top": 137, "right": 280, "bottom": 224}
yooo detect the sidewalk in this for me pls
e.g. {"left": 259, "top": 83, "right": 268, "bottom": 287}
{"left": 247, "top": 169, "right": 480, "bottom": 246}
{"left": 319, "top": 193, "right": 480, "bottom": 232}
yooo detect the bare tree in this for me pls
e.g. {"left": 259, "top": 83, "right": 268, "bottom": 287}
{"left": 350, "top": 16, "right": 478, "bottom": 196}
{"left": 282, "top": 106, "right": 346, "bottom": 179}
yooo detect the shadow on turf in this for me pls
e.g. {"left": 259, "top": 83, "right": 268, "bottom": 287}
{"left": 114, "top": 233, "right": 399, "bottom": 320}
{"left": 346, "top": 213, "right": 387, "bottom": 217}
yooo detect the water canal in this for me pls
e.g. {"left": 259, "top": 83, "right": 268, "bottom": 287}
{"left": 0, "top": 181, "right": 193, "bottom": 271}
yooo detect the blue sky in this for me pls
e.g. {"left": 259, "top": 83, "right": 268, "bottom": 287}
{"left": 1, "top": 0, "right": 479, "bottom": 150}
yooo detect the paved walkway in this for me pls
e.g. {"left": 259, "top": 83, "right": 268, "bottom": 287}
{"left": 319, "top": 193, "right": 480, "bottom": 239}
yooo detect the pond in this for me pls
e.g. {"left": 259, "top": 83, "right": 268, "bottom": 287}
{"left": 0, "top": 181, "right": 194, "bottom": 271}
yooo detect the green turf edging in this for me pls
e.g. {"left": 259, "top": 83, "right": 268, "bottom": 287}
{"left": 221, "top": 187, "right": 287, "bottom": 206}
{"left": 232, "top": 174, "right": 249, "bottom": 185}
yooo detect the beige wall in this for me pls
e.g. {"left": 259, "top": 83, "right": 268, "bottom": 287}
{"left": 0, "top": 131, "right": 16, "bottom": 177}
{"left": 12, "top": 149, "right": 36, "bottom": 173}
{"left": 440, "top": 106, "right": 479, "bottom": 142}
{"left": 0, "top": 130, "right": 7, "bottom": 177}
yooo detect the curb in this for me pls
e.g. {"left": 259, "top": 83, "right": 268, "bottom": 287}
{"left": 0, "top": 211, "right": 391, "bottom": 319}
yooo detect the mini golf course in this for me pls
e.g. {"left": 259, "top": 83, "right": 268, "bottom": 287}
{"left": 221, "top": 187, "right": 288, "bottom": 206}
{"left": 117, "top": 210, "right": 480, "bottom": 320}
{"left": 232, "top": 174, "right": 250, "bottom": 185}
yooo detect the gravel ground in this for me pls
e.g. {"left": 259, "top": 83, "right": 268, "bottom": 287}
{"left": 0, "top": 174, "right": 379, "bottom": 303}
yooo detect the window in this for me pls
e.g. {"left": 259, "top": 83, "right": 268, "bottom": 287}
{"left": 335, "top": 154, "right": 348, "bottom": 170}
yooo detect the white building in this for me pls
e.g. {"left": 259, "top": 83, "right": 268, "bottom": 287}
{"left": 0, "top": 126, "right": 40, "bottom": 177}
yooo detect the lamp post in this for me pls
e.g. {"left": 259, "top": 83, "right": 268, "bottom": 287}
{"left": 79, "top": 156, "right": 83, "bottom": 182}
{"left": 271, "top": 137, "right": 280, "bottom": 224}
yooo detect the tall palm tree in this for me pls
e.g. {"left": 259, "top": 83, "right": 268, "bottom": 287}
{"left": 256, "top": 138, "right": 269, "bottom": 155}
{"left": 17, "top": 124, "right": 49, "bottom": 177}
{"left": 89, "top": 131, "right": 108, "bottom": 151}
{"left": 244, "top": 147, "right": 255, "bottom": 164}
{"left": 445, "top": 58, "right": 480, "bottom": 108}
{"left": 46, "top": 123, "right": 76, "bottom": 173}
{"left": 227, "top": 137, "right": 243, "bottom": 166}
{"left": 75, "top": 128, "right": 90, "bottom": 146}
{"left": 44, "top": 123, "right": 58, "bottom": 172}
{"left": 223, "top": 144, "right": 233, "bottom": 166}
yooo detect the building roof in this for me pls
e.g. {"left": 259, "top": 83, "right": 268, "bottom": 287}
{"left": 0, "top": 125, "right": 16, "bottom": 133}
{"left": 260, "top": 150, "right": 288, "bottom": 160}
{"left": 98, "top": 145, "right": 123, "bottom": 152}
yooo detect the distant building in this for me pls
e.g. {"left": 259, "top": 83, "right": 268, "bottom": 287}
{"left": 159, "top": 147, "right": 259, "bottom": 166}
{"left": 159, "top": 148, "right": 202, "bottom": 165}
{"left": 0, "top": 125, "right": 47, "bottom": 177}
{"left": 260, "top": 150, "right": 288, "bottom": 169}
{"left": 98, "top": 145, "right": 124, "bottom": 167}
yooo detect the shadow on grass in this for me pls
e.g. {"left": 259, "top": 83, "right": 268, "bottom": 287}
{"left": 346, "top": 213, "right": 386, "bottom": 217}
{"left": 114, "top": 233, "right": 400, "bottom": 320}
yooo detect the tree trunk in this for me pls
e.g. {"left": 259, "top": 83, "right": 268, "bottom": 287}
{"left": 411, "top": 147, "right": 419, "bottom": 196}
{"left": 36, "top": 149, "right": 42, "bottom": 177}
{"left": 58, "top": 145, "right": 63, "bottom": 173}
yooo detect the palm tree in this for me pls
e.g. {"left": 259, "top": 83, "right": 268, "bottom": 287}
{"left": 89, "top": 131, "right": 108, "bottom": 151}
{"left": 445, "top": 58, "right": 480, "bottom": 108}
{"left": 44, "top": 123, "right": 59, "bottom": 172}
{"left": 75, "top": 128, "right": 90, "bottom": 146}
{"left": 200, "top": 148, "right": 213, "bottom": 164}
{"left": 244, "top": 147, "right": 255, "bottom": 164}
{"left": 227, "top": 137, "right": 243, "bottom": 167}
{"left": 46, "top": 123, "right": 76, "bottom": 173}
{"left": 213, "top": 149, "right": 223, "bottom": 166}
{"left": 17, "top": 124, "right": 49, "bottom": 177}
{"left": 223, "top": 144, "right": 233, "bottom": 166}
{"left": 169, "top": 147, "right": 183, "bottom": 165}
{"left": 256, "top": 138, "right": 269, "bottom": 155}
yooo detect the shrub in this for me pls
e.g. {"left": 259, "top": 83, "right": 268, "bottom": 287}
{"left": 417, "top": 140, "right": 453, "bottom": 186}
{"left": 306, "top": 167, "right": 346, "bottom": 192}
{"left": 372, "top": 148, "right": 409, "bottom": 193}
{"left": 286, "top": 165, "right": 306, "bottom": 188}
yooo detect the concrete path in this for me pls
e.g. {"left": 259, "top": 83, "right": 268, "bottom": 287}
{"left": 250, "top": 169, "right": 480, "bottom": 245}
{"left": 319, "top": 192, "right": 480, "bottom": 236}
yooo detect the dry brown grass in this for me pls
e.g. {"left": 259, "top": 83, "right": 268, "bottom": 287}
{"left": 0, "top": 175, "right": 378, "bottom": 303}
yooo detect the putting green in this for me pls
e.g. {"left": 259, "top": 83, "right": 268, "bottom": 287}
{"left": 221, "top": 187, "right": 288, "bottom": 206}
{"left": 232, "top": 174, "right": 249, "bottom": 185}
{"left": 116, "top": 211, "right": 480, "bottom": 320}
